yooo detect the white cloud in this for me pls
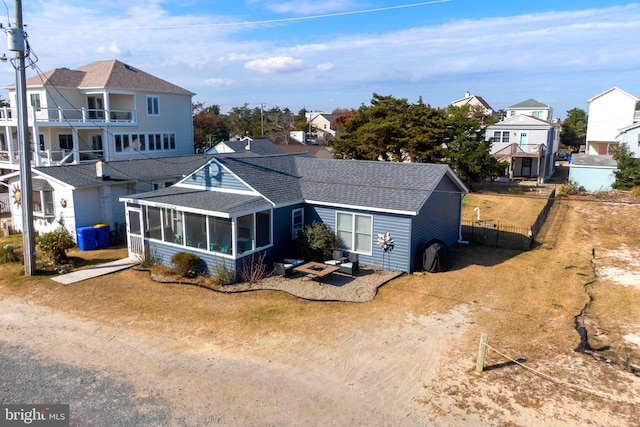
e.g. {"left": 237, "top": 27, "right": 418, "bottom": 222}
{"left": 244, "top": 56, "right": 305, "bottom": 74}
{"left": 95, "top": 42, "right": 128, "bottom": 57}
{"left": 204, "top": 78, "right": 234, "bottom": 87}
{"left": 317, "top": 63, "right": 334, "bottom": 72}
{"left": 262, "top": 0, "right": 360, "bottom": 15}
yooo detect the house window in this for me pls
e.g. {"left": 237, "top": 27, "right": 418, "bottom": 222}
{"left": 336, "top": 212, "right": 372, "bottom": 254}
{"left": 237, "top": 210, "right": 272, "bottom": 254}
{"left": 91, "top": 135, "right": 103, "bottom": 152}
{"left": 115, "top": 134, "right": 130, "bottom": 152}
{"left": 144, "top": 206, "right": 163, "bottom": 240}
{"left": 208, "top": 216, "right": 232, "bottom": 253}
{"left": 87, "top": 96, "right": 104, "bottom": 119}
{"left": 532, "top": 111, "right": 544, "bottom": 119}
{"left": 58, "top": 134, "right": 73, "bottom": 150}
{"left": 153, "top": 181, "right": 174, "bottom": 191}
{"left": 493, "top": 131, "right": 509, "bottom": 143}
{"left": 292, "top": 208, "right": 304, "bottom": 239}
{"left": 163, "top": 133, "right": 175, "bottom": 150}
{"left": 30, "top": 93, "right": 41, "bottom": 111}
{"left": 255, "top": 210, "right": 271, "bottom": 248}
{"left": 146, "top": 95, "right": 159, "bottom": 116}
{"left": 39, "top": 134, "right": 45, "bottom": 151}
{"left": 115, "top": 132, "right": 176, "bottom": 153}
{"left": 32, "top": 190, "right": 54, "bottom": 216}
{"left": 184, "top": 212, "right": 206, "bottom": 248}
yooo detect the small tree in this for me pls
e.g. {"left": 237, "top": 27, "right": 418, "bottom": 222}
{"left": 294, "top": 222, "right": 339, "bottom": 262}
{"left": 36, "top": 217, "right": 76, "bottom": 264}
{"left": 611, "top": 144, "right": 640, "bottom": 190}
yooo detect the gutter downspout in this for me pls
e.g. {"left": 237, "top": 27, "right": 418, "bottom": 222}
{"left": 458, "top": 193, "right": 469, "bottom": 244}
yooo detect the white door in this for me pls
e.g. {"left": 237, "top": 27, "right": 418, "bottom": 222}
{"left": 126, "top": 206, "right": 144, "bottom": 258}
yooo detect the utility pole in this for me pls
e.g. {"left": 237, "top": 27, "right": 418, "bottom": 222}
{"left": 260, "top": 103, "right": 264, "bottom": 137}
{"left": 10, "top": 0, "right": 35, "bottom": 275}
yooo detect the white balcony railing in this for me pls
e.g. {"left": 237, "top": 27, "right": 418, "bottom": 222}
{"left": 0, "top": 106, "right": 136, "bottom": 125}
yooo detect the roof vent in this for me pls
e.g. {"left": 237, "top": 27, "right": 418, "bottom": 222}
{"left": 96, "top": 160, "right": 110, "bottom": 181}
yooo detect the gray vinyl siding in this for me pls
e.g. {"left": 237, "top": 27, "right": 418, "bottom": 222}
{"left": 309, "top": 205, "right": 413, "bottom": 273}
{"left": 184, "top": 163, "right": 251, "bottom": 192}
{"left": 410, "top": 177, "right": 462, "bottom": 272}
{"left": 146, "top": 239, "right": 237, "bottom": 276}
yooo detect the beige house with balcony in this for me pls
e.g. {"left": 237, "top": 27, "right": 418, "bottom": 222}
{"left": 0, "top": 59, "right": 194, "bottom": 173}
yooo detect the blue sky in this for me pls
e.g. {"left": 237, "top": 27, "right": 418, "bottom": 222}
{"left": 4, "top": 1, "right": 640, "bottom": 118}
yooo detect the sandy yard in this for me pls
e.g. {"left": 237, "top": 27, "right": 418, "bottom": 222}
{"left": 1, "top": 196, "right": 640, "bottom": 426}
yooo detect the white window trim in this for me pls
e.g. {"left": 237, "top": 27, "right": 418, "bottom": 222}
{"left": 335, "top": 211, "right": 373, "bottom": 255}
{"left": 146, "top": 95, "right": 160, "bottom": 116}
{"left": 292, "top": 208, "right": 304, "bottom": 239}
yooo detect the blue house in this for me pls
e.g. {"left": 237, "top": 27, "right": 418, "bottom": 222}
{"left": 120, "top": 153, "right": 469, "bottom": 280}
{"left": 568, "top": 154, "right": 617, "bottom": 192}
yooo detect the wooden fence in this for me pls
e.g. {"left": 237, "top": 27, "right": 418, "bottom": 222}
{"left": 461, "top": 189, "right": 556, "bottom": 251}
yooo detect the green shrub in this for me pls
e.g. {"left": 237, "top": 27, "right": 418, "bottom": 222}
{"left": 36, "top": 218, "right": 76, "bottom": 264}
{"left": 507, "top": 186, "right": 524, "bottom": 195}
{"left": 212, "top": 260, "right": 235, "bottom": 286}
{"left": 170, "top": 251, "right": 200, "bottom": 277}
{"left": 0, "top": 244, "right": 21, "bottom": 264}
{"left": 558, "top": 179, "right": 579, "bottom": 197}
{"left": 294, "top": 221, "right": 339, "bottom": 262}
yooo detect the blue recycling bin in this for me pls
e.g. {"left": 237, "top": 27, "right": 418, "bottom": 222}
{"left": 77, "top": 227, "right": 97, "bottom": 251}
{"left": 93, "top": 224, "right": 111, "bottom": 248}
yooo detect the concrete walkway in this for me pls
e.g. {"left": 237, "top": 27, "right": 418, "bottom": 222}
{"left": 51, "top": 257, "right": 139, "bottom": 285}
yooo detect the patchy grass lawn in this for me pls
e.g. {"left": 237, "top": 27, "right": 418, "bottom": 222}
{"left": 463, "top": 193, "right": 549, "bottom": 229}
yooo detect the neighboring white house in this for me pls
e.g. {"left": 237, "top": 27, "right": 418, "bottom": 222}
{"left": 0, "top": 59, "right": 195, "bottom": 173}
{"left": 451, "top": 91, "right": 494, "bottom": 117}
{"left": 485, "top": 114, "right": 559, "bottom": 181}
{"left": 585, "top": 87, "right": 640, "bottom": 155}
{"left": 306, "top": 112, "right": 339, "bottom": 143}
{"left": 619, "top": 123, "right": 640, "bottom": 158}
{"left": 505, "top": 99, "right": 554, "bottom": 122}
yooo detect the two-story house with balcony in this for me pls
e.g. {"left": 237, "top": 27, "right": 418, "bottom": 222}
{"left": 485, "top": 113, "right": 559, "bottom": 182}
{"left": 1, "top": 59, "right": 198, "bottom": 240}
{"left": 1, "top": 59, "right": 194, "bottom": 171}
{"left": 585, "top": 87, "right": 639, "bottom": 156}
{"left": 568, "top": 87, "right": 640, "bottom": 192}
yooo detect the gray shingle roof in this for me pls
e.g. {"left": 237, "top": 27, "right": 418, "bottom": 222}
{"left": 215, "top": 154, "right": 466, "bottom": 213}
{"left": 21, "top": 59, "right": 193, "bottom": 95}
{"left": 126, "top": 186, "right": 269, "bottom": 214}
{"left": 569, "top": 154, "right": 618, "bottom": 167}
{"left": 508, "top": 99, "right": 551, "bottom": 109}
{"left": 35, "top": 155, "right": 213, "bottom": 189}
{"left": 220, "top": 139, "right": 285, "bottom": 156}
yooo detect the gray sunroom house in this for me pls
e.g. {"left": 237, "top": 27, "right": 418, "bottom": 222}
{"left": 120, "top": 154, "right": 469, "bottom": 279}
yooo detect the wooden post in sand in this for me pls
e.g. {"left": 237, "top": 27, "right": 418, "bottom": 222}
{"left": 476, "top": 333, "right": 489, "bottom": 372}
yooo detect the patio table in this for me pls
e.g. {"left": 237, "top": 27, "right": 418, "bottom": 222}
{"left": 293, "top": 261, "right": 340, "bottom": 282}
